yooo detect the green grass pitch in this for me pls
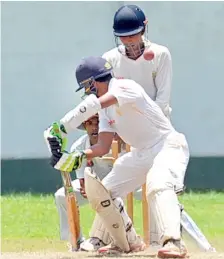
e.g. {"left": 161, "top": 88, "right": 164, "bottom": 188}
{"left": 1, "top": 191, "right": 224, "bottom": 252}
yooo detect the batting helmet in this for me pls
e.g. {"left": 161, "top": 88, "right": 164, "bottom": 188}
{"left": 113, "top": 5, "right": 146, "bottom": 37}
{"left": 75, "top": 56, "right": 113, "bottom": 93}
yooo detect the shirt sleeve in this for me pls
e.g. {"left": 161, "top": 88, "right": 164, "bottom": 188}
{"left": 155, "top": 47, "right": 172, "bottom": 117}
{"left": 102, "top": 49, "right": 117, "bottom": 69}
{"left": 109, "top": 81, "right": 141, "bottom": 107}
{"left": 102, "top": 52, "right": 112, "bottom": 65}
{"left": 98, "top": 110, "right": 115, "bottom": 133}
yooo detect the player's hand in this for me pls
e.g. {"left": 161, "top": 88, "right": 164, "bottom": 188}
{"left": 49, "top": 141, "right": 86, "bottom": 172}
{"left": 44, "top": 122, "right": 86, "bottom": 172}
{"left": 79, "top": 178, "right": 87, "bottom": 198}
{"left": 44, "top": 122, "right": 67, "bottom": 154}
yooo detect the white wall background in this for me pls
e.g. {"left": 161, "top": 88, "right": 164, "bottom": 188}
{"left": 1, "top": 1, "right": 122, "bottom": 158}
{"left": 1, "top": 1, "right": 224, "bottom": 158}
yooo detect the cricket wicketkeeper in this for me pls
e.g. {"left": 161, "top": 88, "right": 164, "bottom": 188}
{"left": 54, "top": 114, "right": 143, "bottom": 251}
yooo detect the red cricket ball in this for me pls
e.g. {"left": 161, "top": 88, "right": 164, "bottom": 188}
{"left": 143, "top": 50, "right": 155, "bottom": 61}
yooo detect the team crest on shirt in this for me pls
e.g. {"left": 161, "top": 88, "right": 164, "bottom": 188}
{"left": 104, "top": 62, "right": 112, "bottom": 70}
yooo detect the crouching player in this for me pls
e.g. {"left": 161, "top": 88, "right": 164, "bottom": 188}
{"left": 54, "top": 114, "right": 140, "bottom": 252}
{"left": 54, "top": 114, "right": 109, "bottom": 250}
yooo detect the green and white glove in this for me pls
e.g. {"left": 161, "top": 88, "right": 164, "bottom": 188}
{"left": 44, "top": 122, "right": 86, "bottom": 172}
{"left": 52, "top": 148, "right": 86, "bottom": 172}
{"left": 44, "top": 122, "right": 68, "bottom": 153}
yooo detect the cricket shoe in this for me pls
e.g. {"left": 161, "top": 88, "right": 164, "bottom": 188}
{"left": 98, "top": 236, "right": 146, "bottom": 255}
{"left": 157, "top": 239, "right": 187, "bottom": 258}
{"left": 80, "top": 237, "right": 106, "bottom": 252}
{"left": 129, "top": 236, "right": 146, "bottom": 252}
{"left": 67, "top": 237, "right": 85, "bottom": 252}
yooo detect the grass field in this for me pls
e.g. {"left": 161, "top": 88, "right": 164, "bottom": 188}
{"left": 1, "top": 191, "right": 224, "bottom": 256}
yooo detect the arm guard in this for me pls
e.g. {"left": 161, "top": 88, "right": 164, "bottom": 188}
{"left": 60, "top": 94, "right": 101, "bottom": 133}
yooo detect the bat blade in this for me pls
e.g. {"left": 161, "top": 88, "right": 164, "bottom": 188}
{"left": 61, "top": 171, "right": 81, "bottom": 250}
{"left": 66, "top": 192, "right": 81, "bottom": 250}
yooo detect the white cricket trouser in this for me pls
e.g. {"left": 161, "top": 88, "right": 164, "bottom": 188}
{"left": 102, "top": 131, "right": 189, "bottom": 244}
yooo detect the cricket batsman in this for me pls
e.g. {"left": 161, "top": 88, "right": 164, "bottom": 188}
{"left": 77, "top": 4, "right": 172, "bottom": 249}
{"left": 44, "top": 56, "right": 190, "bottom": 258}
{"left": 96, "top": 4, "right": 215, "bottom": 252}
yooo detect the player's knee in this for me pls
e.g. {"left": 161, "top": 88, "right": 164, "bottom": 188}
{"left": 146, "top": 180, "right": 175, "bottom": 200}
{"left": 101, "top": 179, "right": 116, "bottom": 198}
{"left": 102, "top": 175, "right": 123, "bottom": 199}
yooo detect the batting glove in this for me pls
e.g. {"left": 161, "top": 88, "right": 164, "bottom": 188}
{"left": 44, "top": 122, "right": 68, "bottom": 153}
{"left": 48, "top": 137, "right": 86, "bottom": 172}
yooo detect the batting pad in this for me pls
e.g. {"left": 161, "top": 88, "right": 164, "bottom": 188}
{"left": 149, "top": 189, "right": 181, "bottom": 244}
{"left": 90, "top": 214, "right": 112, "bottom": 245}
{"left": 84, "top": 167, "right": 130, "bottom": 252}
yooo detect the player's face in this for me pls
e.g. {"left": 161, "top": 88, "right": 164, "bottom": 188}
{"left": 118, "top": 32, "right": 144, "bottom": 60}
{"left": 94, "top": 82, "right": 108, "bottom": 97}
{"left": 119, "top": 32, "right": 142, "bottom": 45}
{"left": 84, "top": 117, "right": 99, "bottom": 140}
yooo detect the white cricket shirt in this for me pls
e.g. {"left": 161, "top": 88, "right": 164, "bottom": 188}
{"left": 99, "top": 78, "right": 175, "bottom": 149}
{"left": 102, "top": 42, "right": 172, "bottom": 117}
{"left": 70, "top": 134, "right": 126, "bottom": 179}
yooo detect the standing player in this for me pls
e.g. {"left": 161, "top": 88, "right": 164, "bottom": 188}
{"left": 98, "top": 5, "right": 215, "bottom": 252}
{"left": 44, "top": 56, "right": 190, "bottom": 258}
{"left": 75, "top": 5, "right": 172, "bottom": 248}
{"left": 102, "top": 4, "right": 172, "bottom": 119}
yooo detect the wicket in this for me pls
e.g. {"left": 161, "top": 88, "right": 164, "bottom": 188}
{"left": 105, "top": 140, "right": 150, "bottom": 246}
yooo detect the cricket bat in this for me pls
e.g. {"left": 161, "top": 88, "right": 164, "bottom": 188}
{"left": 61, "top": 171, "right": 81, "bottom": 250}
{"left": 50, "top": 122, "right": 81, "bottom": 250}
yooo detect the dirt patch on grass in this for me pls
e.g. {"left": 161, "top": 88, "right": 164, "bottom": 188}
{"left": 1, "top": 251, "right": 224, "bottom": 259}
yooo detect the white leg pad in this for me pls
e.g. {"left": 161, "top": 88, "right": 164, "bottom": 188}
{"left": 84, "top": 167, "right": 130, "bottom": 252}
{"left": 89, "top": 214, "right": 112, "bottom": 245}
{"left": 149, "top": 205, "right": 161, "bottom": 244}
{"left": 147, "top": 180, "right": 181, "bottom": 244}
{"left": 113, "top": 197, "right": 139, "bottom": 244}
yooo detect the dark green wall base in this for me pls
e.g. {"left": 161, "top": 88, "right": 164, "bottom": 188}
{"left": 1, "top": 158, "right": 78, "bottom": 194}
{"left": 1, "top": 157, "right": 224, "bottom": 194}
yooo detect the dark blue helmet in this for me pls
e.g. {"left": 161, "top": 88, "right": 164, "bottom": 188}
{"left": 75, "top": 56, "right": 112, "bottom": 94}
{"left": 113, "top": 5, "right": 146, "bottom": 37}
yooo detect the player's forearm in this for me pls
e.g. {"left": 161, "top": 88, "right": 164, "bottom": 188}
{"left": 60, "top": 94, "right": 101, "bottom": 133}
{"left": 155, "top": 48, "right": 172, "bottom": 118}
{"left": 84, "top": 144, "right": 109, "bottom": 161}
